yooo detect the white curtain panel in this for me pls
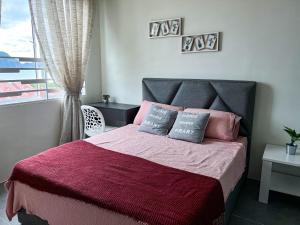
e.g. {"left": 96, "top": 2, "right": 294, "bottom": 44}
{"left": 0, "top": 0, "right": 2, "bottom": 25}
{"left": 29, "top": 0, "right": 95, "bottom": 144}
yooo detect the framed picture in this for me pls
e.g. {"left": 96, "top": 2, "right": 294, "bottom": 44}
{"left": 181, "top": 32, "right": 220, "bottom": 53}
{"left": 150, "top": 23, "right": 160, "bottom": 37}
{"left": 206, "top": 34, "right": 218, "bottom": 49}
{"left": 170, "top": 19, "right": 180, "bottom": 35}
{"left": 161, "top": 21, "right": 170, "bottom": 36}
{"left": 195, "top": 35, "right": 205, "bottom": 50}
{"left": 149, "top": 18, "right": 183, "bottom": 38}
{"left": 182, "top": 36, "right": 194, "bottom": 51}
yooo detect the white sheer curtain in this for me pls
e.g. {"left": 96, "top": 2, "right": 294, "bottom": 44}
{"left": 0, "top": 0, "right": 2, "bottom": 25}
{"left": 29, "top": 0, "right": 95, "bottom": 144}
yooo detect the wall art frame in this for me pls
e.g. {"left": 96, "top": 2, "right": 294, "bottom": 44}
{"left": 149, "top": 18, "right": 183, "bottom": 38}
{"left": 181, "top": 32, "right": 221, "bottom": 53}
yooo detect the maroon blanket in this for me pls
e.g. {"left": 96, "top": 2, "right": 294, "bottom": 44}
{"left": 9, "top": 140, "right": 224, "bottom": 225}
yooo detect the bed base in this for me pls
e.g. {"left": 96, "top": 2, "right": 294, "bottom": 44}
{"left": 17, "top": 173, "right": 246, "bottom": 225}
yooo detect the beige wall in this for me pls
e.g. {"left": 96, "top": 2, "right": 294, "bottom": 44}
{"left": 99, "top": 0, "right": 300, "bottom": 179}
{"left": 0, "top": 3, "right": 101, "bottom": 182}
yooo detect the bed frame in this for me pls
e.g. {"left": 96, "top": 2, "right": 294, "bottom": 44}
{"left": 18, "top": 78, "right": 256, "bottom": 225}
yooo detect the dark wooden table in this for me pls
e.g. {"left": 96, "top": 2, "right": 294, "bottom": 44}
{"left": 89, "top": 102, "right": 140, "bottom": 127}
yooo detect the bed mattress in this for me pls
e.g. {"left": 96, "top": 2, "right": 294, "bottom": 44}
{"left": 6, "top": 124, "right": 247, "bottom": 225}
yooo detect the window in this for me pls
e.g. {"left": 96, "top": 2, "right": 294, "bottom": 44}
{"left": 0, "top": 0, "right": 62, "bottom": 105}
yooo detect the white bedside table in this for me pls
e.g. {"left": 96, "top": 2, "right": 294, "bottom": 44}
{"left": 259, "top": 144, "right": 300, "bottom": 204}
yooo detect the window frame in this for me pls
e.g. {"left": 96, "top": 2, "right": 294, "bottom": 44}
{"left": 0, "top": 0, "right": 63, "bottom": 105}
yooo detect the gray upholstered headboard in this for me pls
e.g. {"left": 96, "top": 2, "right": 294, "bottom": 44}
{"left": 142, "top": 77, "right": 256, "bottom": 142}
{"left": 142, "top": 78, "right": 256, "bottom": 170}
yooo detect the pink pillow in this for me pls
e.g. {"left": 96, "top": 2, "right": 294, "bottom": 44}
{"left": 133, "top": 100, "right": 183, "bottom": 125}
{"left": 184, "top": 108, "right": 241, "bottom": 141}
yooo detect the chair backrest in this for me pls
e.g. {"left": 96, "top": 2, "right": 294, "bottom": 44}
{"left": 81, "top": 105, "right": 106, "bottom": 137}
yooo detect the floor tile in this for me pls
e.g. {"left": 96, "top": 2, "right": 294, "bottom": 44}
{"left": 231, "top": 180, "right": 300, "bottom": 225}
{"left": 230, "top": 214, "right": 264, "bottom": 225}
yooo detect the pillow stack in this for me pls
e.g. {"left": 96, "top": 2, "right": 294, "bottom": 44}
{"left": 133, "top": 100, "right": 183, "bottom": 125}
{"left": 134, "top": 100, "right": 242, "bottom": 143}
{"left": 184, "top": 108, "right": 241, "bottom": 141}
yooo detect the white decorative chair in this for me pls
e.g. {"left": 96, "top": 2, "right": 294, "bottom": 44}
{"left": 81, "top": 105, "right": 105, "bottom": 137}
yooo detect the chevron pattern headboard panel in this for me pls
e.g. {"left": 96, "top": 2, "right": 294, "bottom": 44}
{"left": 142, "top": 78, "right": 256, "bottom": 139}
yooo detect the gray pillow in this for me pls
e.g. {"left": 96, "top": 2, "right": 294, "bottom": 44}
{"left": 168, "top": 111, "right": 210, "bottom": 143}
{"left": 138, "top": 105, "right": 178, "bottom": 136}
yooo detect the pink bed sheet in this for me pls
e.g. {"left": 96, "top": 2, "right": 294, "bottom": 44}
{"left": 6, "top": 124, "right": 247, "bottom": 225}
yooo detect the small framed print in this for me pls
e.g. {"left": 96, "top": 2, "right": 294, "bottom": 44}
{"left": 181, "top": 32, "right": 220, "bottom": 53}
{"left": 206, "top": 34, "right": 218, "bottom": 49}
{"left": 161, "top": 21, "right": 170, "bottom": 36}
{"left": 182, "top": 36, "right": 194, "bottom": 51}
{"left": 170, "top": 19, "right": 180, "bottom": 35}
{"left": 195, "top": 35, "right": 205, "bottom": 50}
{"left": 150, "top": 23, "right": 160, "bottom": 37}
{"left": 149, "top": 18, "right": 183, "bottom": 38}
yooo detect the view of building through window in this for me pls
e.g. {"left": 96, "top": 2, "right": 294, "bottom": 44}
{"left": 0, "top": 0, "right": 62, "bottom": 104}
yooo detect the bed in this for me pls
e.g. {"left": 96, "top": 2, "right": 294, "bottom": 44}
{"left": 6, "top": 78, "right": 256, "bottom": 225}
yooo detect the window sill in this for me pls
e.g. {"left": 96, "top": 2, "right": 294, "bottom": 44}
{"left": 0, "top": 90, "right": 86, "bottom": 108}
{"left": 0, "top": 98, "right": 63, "bottom": 108}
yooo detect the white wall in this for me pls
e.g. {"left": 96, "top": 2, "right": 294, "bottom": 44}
{"left": 0, "top": 2, "right": 101, "bottom": 182}
{"left": 0, "top": 100, "right": 61, "bottom": 182}
{"left": 99, "top": 0, "right": 300, "bottom": 179}
{"left": 82, "top": 2, "right": 102, "bottom": 105}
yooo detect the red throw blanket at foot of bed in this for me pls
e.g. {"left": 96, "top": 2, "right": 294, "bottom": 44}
{"left": 9, "top": 140, "right": 224, "bottom": 225}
